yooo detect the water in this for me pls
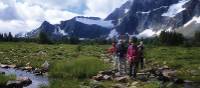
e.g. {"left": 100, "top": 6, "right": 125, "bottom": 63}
{"left": 0, "top": 68, "right": 49, "bottom": 88}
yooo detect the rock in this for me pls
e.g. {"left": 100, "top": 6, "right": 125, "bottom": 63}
{"left": 16, "top": 77, "right": 32, "bottom": 87}
{"left": 130, "top": 82, "right": 138, "bottom": 86}
{"left": 162, "top": 69, "right": 177, "bottom": 78}
{"left": 115, "top": 72, "right": 121, "bottom": 77}
{"left": 0, "top": 64, "right": 9, "bottom": 68}
{"left": 93, "top": 74, "right": 104, "bottom": 81}
{"left": 90, "top": 80, "right": 104, "bottom": 88}
{"left": 163, "top": 65, "right": 169, "bottom": 69}
{"left": 103, "top": 75, "right": 111, "bottom": 80}
{"left": 21, "top": 66, "right": 33, "bottom": 72}
{"left": 112, "top": 84, "right": 127, "bottom": 88}
{"left": 99, "top": 70, "right": 114, "bottom": 76}
{"left": 41, "top": 61, "right": 49, "bottom": 72}
{"left": 114, "top": 76, "right": 129, "bottom": 83}
{"left": 137, "top": 75, "right": 148, "bottom": 82}
{"left": 8, "top": 64, "right": 17, "bottom": 68}
{"left": 6, "top": 81, "right": 23, "bottom": 88}
{"left": 173, "top": 78, "right": 184, "bottom": 84}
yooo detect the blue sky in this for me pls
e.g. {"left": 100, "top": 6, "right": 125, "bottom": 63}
{"left": 0, "top": 0, "right": 128, "bottom": 34}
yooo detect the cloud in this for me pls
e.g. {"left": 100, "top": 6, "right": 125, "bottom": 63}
{"left": 0, "top": 0, "right": 128, "bottom": 35}
{"left": 84, "top": 0, "right": 128, "bottom": 18}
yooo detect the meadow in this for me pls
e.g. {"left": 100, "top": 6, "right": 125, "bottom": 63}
{"left": 0, "top": 42, "right": 199, "bottom": 88}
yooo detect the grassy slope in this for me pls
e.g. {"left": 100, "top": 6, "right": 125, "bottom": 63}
{"left": 145, "top": 46, "right": 200, "bottom": 81}
{"left": 0, "top": 42, "right": 199, "bottom": 87}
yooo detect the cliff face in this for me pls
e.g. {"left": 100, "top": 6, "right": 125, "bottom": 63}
{"left": 115, "top": 0, "right": 200, "bottom": 37}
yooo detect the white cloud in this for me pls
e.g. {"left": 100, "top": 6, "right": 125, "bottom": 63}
{"left": 0, "top": 0, "right": 128, "bottom": 35}
{"left": 84, "top": 0, "right": 128, "bottom": 18}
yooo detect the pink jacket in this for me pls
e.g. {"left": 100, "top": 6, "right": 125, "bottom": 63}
{"left": 127, "top": 44, "right": 137, "bottom": 62}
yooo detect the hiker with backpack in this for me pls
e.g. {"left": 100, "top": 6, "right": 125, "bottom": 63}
{"left": 137, "top": 41, "right": 144, "bottom": 69}
{"left": 116, "top": 39, "right": 128, "bottom": 75}
{"left": 127, "top": 40, "right": 138, "bottom": 78}
{"left": 107, "top": 42, "right": 118, "bottom": 70}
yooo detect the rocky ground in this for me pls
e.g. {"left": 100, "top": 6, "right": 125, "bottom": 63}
{"left": 83, "top": 54, "right": 199, "bottom": 88}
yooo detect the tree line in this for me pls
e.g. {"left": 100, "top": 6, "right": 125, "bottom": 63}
{"left": 1, "top": 31, "right": 200, "bottom": 46}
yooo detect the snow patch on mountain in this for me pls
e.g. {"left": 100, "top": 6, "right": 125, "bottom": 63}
{"left": 76, "top": 18, "right": 114, "bottom": 28}
{"left": 136, "top": 6, "right": 168, "bottom": 14}
{"left": 184, "top": 16, "right": 200, "bottom": 27}
{"left": 136, "top": 11, "right": 151, "bottom": 14}
{"left": 125, "top": 9, "right": 129, "bottom": 13}
{"left": 136, "top": 29, "right": 156, "bottom": 38}
{"left": 107, "top": 29, "right": 119, "bottom": 39}
{"left": 162, "top": 0, "right": 190, "bottom": 17}
{"left": 54, "top": 27, "right": 68, "bottom": 36}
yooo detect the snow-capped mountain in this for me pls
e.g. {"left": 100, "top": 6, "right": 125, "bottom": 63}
{"left": 114, "top": 0, "right": 200, "bottom": 38}
{"left": 17, "top": 0, "right": 200, "bottom": 40}
{"left": 105, "top": 0, "right": 133, "bottom": 25}
{"left": 21, "top": 16, "right": 112, "bottom": 40}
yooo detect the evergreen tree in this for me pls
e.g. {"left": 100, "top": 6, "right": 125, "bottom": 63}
{"left": 38, "top": 32, "right": 52, "bottom": 44}
{"left": 8, "top": 32, "right": 13, "bottom": 41}
{"left": 194, "top": 31, "right": 200, "bottom": 42}
{"left": 159, "top": 31, "right": 184, "bottom": 46}
{"left": 69, "top": 36, "right": 80, "bottom": 44}
{"left": 3, "top": 33, "right": 8, "bottom": 41}
{"left": 0, "top": 33, "right": 3, "bottom": 41}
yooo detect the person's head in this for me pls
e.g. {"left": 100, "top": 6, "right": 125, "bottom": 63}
{"left": 140, "top": 41, "right": 143, "bottom": 45}
{"left": 112, "top": 42, "right": 116, "bottom": 46}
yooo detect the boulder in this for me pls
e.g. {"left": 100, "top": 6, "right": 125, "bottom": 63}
{"left": 6, "top": 81, "right": 23, "bottom": 88}
{"left": 8, "top": 64, "right": 17, "bottom": 68}
{"left": 0, "top": 64, "right": 9, "bottom": 69}
{"left": 16, "top": 77, "right": 32, "bottom": 87}
{"left": 103, "top": 75, "right": 111, "bottom": 80}
{"left": 114, "top": 76, "right": 129, "bottom": 83}
{"left": 21, "top": 66, "right": 33, "bottom": 72}
{"left": 162, "top": 69, "right": 177, "bottom": 78}
{"left": 41, "top": 61, "right": 49, "bottom": 72}
{"left": 93, "top": 74, "right": 104, "bottom": 81}
{"left": 115, "top": 72, "right": 121, "bottom": 77}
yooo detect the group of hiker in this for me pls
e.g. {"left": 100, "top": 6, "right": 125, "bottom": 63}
{"left": 108, "top": 39, "right": 144, "bottom": 78}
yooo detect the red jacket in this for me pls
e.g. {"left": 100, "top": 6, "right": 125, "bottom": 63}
{"left": 127, "top": 44, "right": 137, "bottom": 62}
{"left": 107, "top": 45, "right": 117, "bottom": 55}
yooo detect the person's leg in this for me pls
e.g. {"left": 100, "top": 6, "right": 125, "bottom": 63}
{"left": 133, "top": 61, "right": 139, "bottom": 78}
{"left": 119, "top": 57, "right": 123, "bottom": 75}
{"left": 123, "top": 57, "right": 127, "bottom": 75}
{"left": 141, "top": 57, "right": 144, "bottom": 69}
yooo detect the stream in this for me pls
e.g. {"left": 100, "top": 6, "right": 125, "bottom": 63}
{"left": 0, "top": 67, "right": 49, "bottom": 88}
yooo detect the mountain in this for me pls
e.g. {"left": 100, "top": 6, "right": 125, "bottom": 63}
{"left": 114, "top": 0, "right": 200, "bottom": 38}
{"left": 17, "top": 0, "right": 200, "bottom": 40}
{"left": 105, "top": 0, "right": 133, "bottom": 25}
{"left": 19, "top": 16, "right": 113, "bottom": 40}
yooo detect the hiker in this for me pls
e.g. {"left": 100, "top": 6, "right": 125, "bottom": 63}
{"left": 116, "top": 39, "right": 127, "bottom": 75}
{"left": 137, "top": 41, "right": 144, "bottom": 69}
{"left": 127, "top": 40, "right": 138, "bottom": 78}
{"left": 107, "top": 42, "right": 118, "bottom": 70}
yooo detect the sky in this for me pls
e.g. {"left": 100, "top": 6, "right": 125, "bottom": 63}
{"left": 0, "top": 0, "right": 128, "bottom": 35}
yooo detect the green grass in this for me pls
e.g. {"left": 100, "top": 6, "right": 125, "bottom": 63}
{"left": 0, "top": 74, "right": 16, "bottom": 86}
{"left": 1, "top": 42, "right": 200, "bottom": 88}
{"left": 49, "top": 56, "right": 109, "bottom": 88}
{"left": 145, "top": 46, "right": 200, "bottom": 81}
